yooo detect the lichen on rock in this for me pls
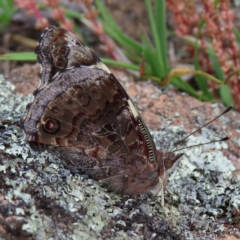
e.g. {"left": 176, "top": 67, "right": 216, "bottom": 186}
{"left": 0, "top": 73, "right": 240, "bottom": 239}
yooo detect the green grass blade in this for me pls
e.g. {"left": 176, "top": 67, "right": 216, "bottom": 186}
{"left": 209, "top": 52, "right": 224, "bottom": 80}
{"left": 65, "top": 9, "right": 83, "bottom": 20}
{"left": 218, "top": 85, "right": 233, "bottom": 106}
{"left": 170, "top": 77, "right": 202, "bottom": 99}
{"left": 141, "top": 32, "right": 154, "bottom": 49}
{"left": 193, "top": 20, "right": 213, "bottom": 100}
{"left": 143, "top": 47, "right": 162, "bottom": 77}
{"left": 145, "top": 0, "right": 165, "bottom": 76}
{"left": 181, "top": 36, "right": 216, "bottom": 57}
{"left": 0, "top": 52, "right": 36, "bottom": 61}
{"left": 96, "top": 0, "right": 143, "bottom": 54}
{"left": 0, "top": 53, "right": 148, "bottom": 74}
{"left": 211, "top": 57, "right": 233, "bottom": 107}
{"left": 105, "top": 25, "right": 143, "bottom": 54}
{"left": 155, "top": 0, "right": 167, "bottom": 71}
{"left": 101, "top": 58, "right": 149, "bottom": 72}
{"left": 0, "top": 0, "right": 15, "bottom": 30}
{"left": 95, "top": 0, "right": 120, "bottom": 30}
{"left": 0, "top": 52, "right": 141, "bottom": 71}
{"left": 193, "top": 59, "right": 213, "bottom": 100}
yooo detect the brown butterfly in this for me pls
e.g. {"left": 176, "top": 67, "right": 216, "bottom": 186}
{"left": 22, "top": 26, "right": 183, "bottom": 196}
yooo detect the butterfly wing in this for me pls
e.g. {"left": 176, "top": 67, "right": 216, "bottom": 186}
{"left": 23, "top": 26, "right": 157, "bottom": 173}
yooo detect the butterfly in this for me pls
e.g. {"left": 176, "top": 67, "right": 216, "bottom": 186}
{"left": 22, "top": 26, "right": 183, "bottom": 196}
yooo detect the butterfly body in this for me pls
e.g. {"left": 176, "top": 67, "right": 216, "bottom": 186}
{"left": 22, "top": 26, "right": 182, "bottom": 195}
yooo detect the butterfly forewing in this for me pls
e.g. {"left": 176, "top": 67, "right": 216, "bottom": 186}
{"left": 23, "top": 26, "right": 157, "bottom": 168}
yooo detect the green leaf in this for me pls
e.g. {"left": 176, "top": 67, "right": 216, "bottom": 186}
{"left": 0, "top": 53, "right": 150, "bottom": 75}
{"left": 101, "top": 58, "right": 146, "bottom": 72}
{"left": 95, "top": 0, "right": 142, "bottom": 54}
{"left": 193, "top": 20, "right": 213, "bottom": 100}
{"left": 171, "top": 77, "right": 202, "bottom": 99}
{"left": 141, "top": 32, "right": 154, "bottom": 50}
{"left": 0, "top": 52, "right": 36, "bottom": 61}
{"left": 193, "top": 62, "right": 213, "bottom": 101}
{"left": 155, "top": 0, "right": 168, "bottom": 72}
{"left": 208, "top": 52, "right": 224, "bottom": 81}
{"left": 143, "top": 48, "right": 162, "bottom": 78}
{"left": 145, "top": 0, "right": 166, "bottom": 76}
{"left": 219, "top": 85, "right": 234, "bottom": 106}
{"left": 65, "top": 9, "right": 83, "bottom": 20}
{"left": 95, "top": 0, "right": 120, "bottom": 30}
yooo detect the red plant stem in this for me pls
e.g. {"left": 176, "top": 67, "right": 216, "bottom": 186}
{"left": 227, "top": 28, "right": 238, "bottom": 68}
{"left": 31, "top": 5, "right": 42, "bottom": 20}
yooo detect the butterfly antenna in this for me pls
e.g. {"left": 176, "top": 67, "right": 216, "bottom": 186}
{"left": 172, "top": 136, "right": 230, "bottom": 152}
{"left": 173, "top": 105, "right": 233, "bottom": 147}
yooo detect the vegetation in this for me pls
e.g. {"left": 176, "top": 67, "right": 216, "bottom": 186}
{"left": 0, "top": 0, "right": 239, "bottom": 109}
